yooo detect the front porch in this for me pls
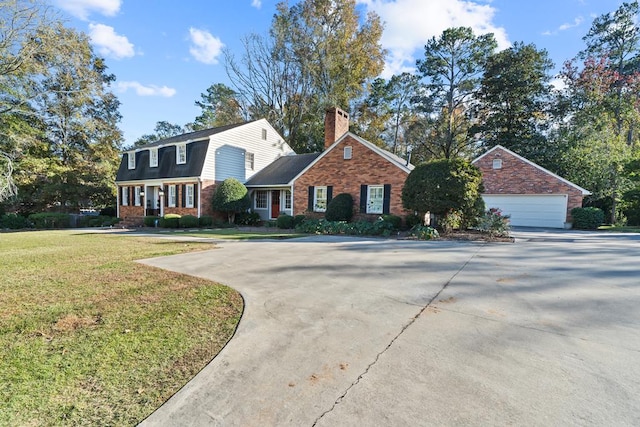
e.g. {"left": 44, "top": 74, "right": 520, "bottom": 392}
{"left": 249, "top": 188, "right": 293, "bottom": 220}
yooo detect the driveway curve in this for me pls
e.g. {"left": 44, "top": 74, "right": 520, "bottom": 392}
{"left": 139, "top": 232, "right": 640, "bottom": 426}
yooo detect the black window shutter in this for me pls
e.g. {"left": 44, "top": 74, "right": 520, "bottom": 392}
{"left": 181, "top": 184, "right": 186, "bottom": 208}
{"left": 193, "top": 185, "right": 198, "bottom": 207}
{"left": 360, "top": 185, "right": 367, "bottom": 213}
{"left": 383, "top": 184, "right": 391, "bottom": 214}
{"left": 308, "top": 186, "right": 314, "bottom": 211}
{"left": 327, "top": 186, "right": 333, "bottom": 203}
{"left": 164, "top": 185, "right": 168, "bottom": 207}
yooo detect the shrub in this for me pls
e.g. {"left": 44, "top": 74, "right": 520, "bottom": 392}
{"left": 160, "top": 214, "right": 181, "bottom": 228}
{"left": 439, "top": 210, "right": 462, "bottom": 234}
{"left": 100, "top": 206, "right": 116, "bottom": 217}
{"left": 28, "top": 213, "right": 71, "bottom": 229}
{"left": 325, "top": 193, "right": 354, "bottom": 222}
{"left": 571, "top": 207, "right": 604, "bottom": 229}
{"left": 199, "top": 215, "right": 213, "bottom": 227}
{"left": 409, "top": 225, "right": 440, "bottom": 240}
{"left": 0, "top": 213, "right": 31, "bottom": 229}
{"left": 276, "top": 214, "right": 294, "bottom": 229}
{"left": 405, "top": 213, "right": 422, "bottom": 228}
{"left": 293, "top": 214, "right": 306, "bottom": 227}
{"left": 212, "top": 178, "right": 251, "bottom": 223}
{"left": 86, "top": 215, "right": 118, "bottom": 227}
{"left": 295, "top": 218, "right": 398, "bottom": 237}
{"left": 235, "top": 211, "right": 261, "bottom": 226}
{"left": 477, "top": 208, "right": 511, "bottom": 237}
{"left": 380, "top": 214, "right": 402, "bottom": 230}
{"left": 621, "top": 188, "right": 640, "bottom": 226}
{"left": 144, "top": 216, "right": 160, "bottom": 227}
{"left": 263, "top": 220, "right": 277, "bottom": 228}
{"left": 179, "top": 215, "right": 199, "bottom": 228}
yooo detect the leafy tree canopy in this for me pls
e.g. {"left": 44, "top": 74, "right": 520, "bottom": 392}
{"left": 211, "top": 178, "right": 250, "bottom": 223}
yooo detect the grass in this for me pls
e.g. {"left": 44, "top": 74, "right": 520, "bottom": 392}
{"left": 0, "top": 230, "right": 243, "bottom": 426}
{"left": 598, "top": 225, "right": 640, "bottom": 233}
{"left": 163, "top": 228, "right": 306, "bottom": 240}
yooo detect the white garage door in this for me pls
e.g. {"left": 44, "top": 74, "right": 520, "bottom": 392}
{"left": 482, "top": 194, "right": 568, "bottom": 228}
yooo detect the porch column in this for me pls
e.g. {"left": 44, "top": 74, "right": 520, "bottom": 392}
{"left": 141, "top": 185, "right": 146, "bottom": 217}
{"left": 159, "top": 186, "right": 165, "bottom": 217}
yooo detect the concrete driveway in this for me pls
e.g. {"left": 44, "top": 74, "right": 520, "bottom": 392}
{"left": 139, "top": 231, "right": 640, "bottom": 426}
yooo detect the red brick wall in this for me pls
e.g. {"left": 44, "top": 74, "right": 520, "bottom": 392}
{"left": 119, "top": 205, "right": 144, "bottom": 218}
{"left": 324, "top": 107, "right": 350, "bottom": 149}
{"left": 294, "top": 135, "right": 410, "bottom": 218}
{"left": 200, "top": 180, "right": 216, "bottom": 217}
{"left": 473, "top": 147, "right": 585, "bottom": 221}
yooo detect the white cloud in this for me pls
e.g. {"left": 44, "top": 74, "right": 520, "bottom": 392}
{"left": 88, "top": 23, "right": 135, "bottom": 59}
{"left": 116, "top": 81, "right": 177, "bottom": 97}
{"left": 251, "top": 0, "right": 262, "bottom": 9}
{"left": 544, "top": 16, "right": 584, "bottom": 36}
{"left": 53, "top": 0, "right": 121, "bottom": 20}
{"left": 188, "top": 28, "right": 224, "bottom": 65}
{"left": 358, "top": 0, "right": 510, "bottom": 77}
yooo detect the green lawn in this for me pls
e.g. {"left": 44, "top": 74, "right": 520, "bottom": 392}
{"left": 0, "top": 230, "right": 243, "bottom": 426}
{"left": 161, "top": 228, "right": 306, "bottom": 240}
{"left": 598, "top": 225, "right": 640, "bottom": 233}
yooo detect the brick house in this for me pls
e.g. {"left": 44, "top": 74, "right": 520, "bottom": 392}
{"left": 245, "top": 108, "right": 413, "bottom": 220}
{"left": 115, "top": 120, "right": 293, "bottom": 225}
{"left": 473, "top": 145, "right": 590, "bottom": 228}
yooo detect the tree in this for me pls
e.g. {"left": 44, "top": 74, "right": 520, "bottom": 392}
{"left": 191, "top": 83, "right": 246, "bottom": 130}
{"left": 131, "top": 121, "right": 184, "bottom": 148}
{"left": 211, "top": 178, "right": 250, "bottom": 223}
{"left": 415, "top": 27, "right": 497, "bottom": 159}
{"left": 476, "top": 42, "right": 554, "bottom": 161}
{"left": 402, "top": 158, "right": 484, "bottom": 227}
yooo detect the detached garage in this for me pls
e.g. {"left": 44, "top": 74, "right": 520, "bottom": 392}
{"left": 473, "top": 146, "right": 591, "bottom": 229}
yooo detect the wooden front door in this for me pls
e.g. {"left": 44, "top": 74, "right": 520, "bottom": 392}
{"left": 271, "top": 190, "right": 280, "bottom": 219}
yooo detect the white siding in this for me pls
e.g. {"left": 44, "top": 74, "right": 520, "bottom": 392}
{"left": 204, "top": 119, "right": 294, "bottom": 183}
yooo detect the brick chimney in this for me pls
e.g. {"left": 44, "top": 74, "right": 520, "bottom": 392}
{"left": 324, "top": 107, "right": 349, "bottom": 150}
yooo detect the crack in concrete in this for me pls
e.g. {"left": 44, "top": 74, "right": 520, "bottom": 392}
{"left": 311, "top": 244, "right": 486, "bottom": 426}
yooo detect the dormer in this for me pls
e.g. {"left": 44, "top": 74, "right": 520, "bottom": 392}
{"left": 176, "top": 143, "right": 187, "bottom": 164}
{"left": 149, "top": 147, "right": 158, "bottom": 167}
{"left": 127, "top": 151, "right": 136, "bottom": 169}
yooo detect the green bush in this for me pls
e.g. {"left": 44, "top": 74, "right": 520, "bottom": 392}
{"left": 86, "top": 215, "right": 118, "bottom": 227}
{"left": 325, "top": 193, "right": 354, "bottom": 222}
{"left": 100, "top": 206, "right": 116, "bottom": 217}
{"left": 276, "top": 214, "right": 294, "bottom": 229}
{"left": 477, "top": 208, "right": 511, "bottom": 237}
{"left": 380, "top": 214, "right": 402, "bottom": 230}
{"left": 409, "top": 225, "right": 440, "bottom": 240}
{"left": 405, "top": 213, "right": 422, "bottom": 228}
{"left": 440, "top": 210, "right": 462, "bottom": 233}
{"left": 0, "top": 213, "right": 31, "bottom": 229}
{"left": 160, "top": 214, "right": 181, "bottom": 228}
{"left": 295, "top": 218, "right": 398, "bottom": 237}
{"left": 263, "top": 220, "right": 277, "bottom": 228}
{"left": 622, "top": 189, "right": 640, "bottom": 226}
{"left": 293, "top": 214, "right": 306, "bottom": 227}
{"left": 211, "top": 178, "right": 251, "bottom": 223}
{"left": 28, "top": 213, "right": 72, "bottom": 229}
{"left": 571, "top": 207, "right": 604, "bottom": 229}
{"left": 179, "top": 215, "right": 199, "bottom": 228}
{"left": 144, "top": 216, "right": 160, "bottom": 227}
{"left": 235, "top": 211, "right": 261, "bottom": 226}
{"left": 199, "top": 215, "right": 213, "bottom": 227}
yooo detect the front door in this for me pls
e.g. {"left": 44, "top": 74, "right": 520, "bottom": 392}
{"left": 271, "top": 190, "right": 280, "bottom": 219}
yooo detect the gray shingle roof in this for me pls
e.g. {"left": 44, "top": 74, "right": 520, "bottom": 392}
{"left": 245, "top": 153, "right": 321, "bottom": 186}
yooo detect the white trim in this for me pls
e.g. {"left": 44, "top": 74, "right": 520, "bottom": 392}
{"left": 473, "top": 145, "right": 591, "bottom": 195}
{"left": 197, "top": 180, "right": 202, "bottom": 218}
{"left": 134, "top": 186, "right": 141, "bottom": 206}
{"left": 176, "top": 143, "right": 187, "bottom": 164}
{"left": 186, "top": 184, "right": 195, "bottom": 208}
{"left": 168, "top": 185, "right": 177, "bottom": 207}
{"left": 127, "top": 152, "right": 135, "bottom": 169}
{"left": 366, "top": 185, "right": 384, "bottom": 214}
{"left": 116, "top": 177, "right": 200, "bottom": 186}
{"left": 149, "top": 148, "right": 158, "bottom": 167}
{"left": 313, "top": 186, "right": 328, "bottom": 212}
{"left": 289, "top": 132, "right": 413, "bottom": 185}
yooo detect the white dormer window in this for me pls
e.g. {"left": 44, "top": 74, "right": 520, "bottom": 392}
{"left": 492, "top": 158, "right": 503, "bottom": 169}
{"left": 149, "top": 148, "right": 158, "bottom": 167}
{"left": 261, "top": 128, "right": 267, "bottom": 140}
{"left": 176, "top": 144, "right": 186, "bottom": 164}
{"left": 245, "top": 152, "right": 255, "bottom": 170}
{"left": 128, "top": 152, "right": 135, "bottom": 169}
{"left": 344, "top": 146, "right": 352, "bottom": 160}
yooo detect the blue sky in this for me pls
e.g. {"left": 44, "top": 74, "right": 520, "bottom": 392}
{"left": 51, "top": 0, "right": 628, "bottom": 146}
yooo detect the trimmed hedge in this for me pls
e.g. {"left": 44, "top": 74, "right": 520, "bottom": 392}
{"left": 160, "top": 214, "right": 181, "bottom": 228}
{"left": 293, "top": 214, "right": 306, "bottom": 227}
{"left": 28, "top": 213, "right": 71, "bottom": 229}
{"left": 571, "top": 207, "right": 604, "bottom": 229}
{"left": 276, "top": 214, "right": 294, "bottom": 229}
{"left": 144, "top": 216, "right": 160, "bottom": 227}
{"left": 179, "top": 215, "right": 199, "bottom": 228}
{"left": 199, "top": 215, "right": 213, "bottom": 227}
{"left": 0, "top": 213, "right": 32, "bottom": 229}
{"left": 296, "top": 218, "right": 398, "bottom": 237}
{"left": 325, "top": 193, "right": 354, "bottom": 222}
{"left": 235, "top": 211, "right": 261, "bottom": 226}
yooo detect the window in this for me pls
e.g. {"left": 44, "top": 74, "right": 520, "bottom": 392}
{"left": 255, "top": 190, "right": 268, "bottom": 209}
{"left": 314, "top": 186, "right": 327, "bottom": 212}
{"left": 245, "top": 152, "right": 255, "bottom": 170}
{"left": 492, "top": 158, "right": 502, "bottom": 169}
{"left": 168, "top": 185, "right": 177, "bottom": 207}
{"left": 176, "top": 144, "right": 186, "bottom": 164}
{"left": 134, "top": 186, "right": 141, "bottom": 206}
{"left": 284, "top": 190, "right": 292, "bottom": 210}
{"left": 344, "top": 146, "right": 352, "bottom": 160}
{"left": 127, "top": 152, "right": 135, "bottom": 169}
{"left": 186, "top": 184, "right": 194, "bottom": 208}
{"left": 367, "top": 185, "right": 384, "bottom": 214}
{"left": 261, "top": 128, "right": 267, "bottom": 140}
{"left": 122, "top": 187, "right": 129, "bottom": 206}
{"left": 150, "top": 148, "right": 158, "bottom": 167}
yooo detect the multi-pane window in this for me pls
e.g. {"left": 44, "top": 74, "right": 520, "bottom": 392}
{"left": 150, "top": 148, "right": 158, "bottom": 167}
{"left": 314, "top": 186, "right": 327, "bottom": 212}
{"left": 255, "top": 190, "right": 268, "bottom": 209}
{"left": 492, "top": 158, "right": 502, "bottom": 169}
{"left": 246, "top": 152, "right": 255, "bottom": 170}
{"left": 176, "top": 144, "right": 186, "bottom": 164}
{"left": 127, "top": 152, "right": 135, "bottom": 169}
{"left": 122, "top": 187, "right": 129, "bottom": 206}
{"left": 134, "top": 186, "right": 141, "bottom": 206}
{"left": 367, "top": 185, "right": 384, "bottom": 214}
{"left": 186, "top": 184, "right": 194, "bottom": 208}
{"left": 284, "top": 190, "right": 292, "bottom": 210}
{"left": 168, "top": 185, "right": 177, "bottom": 207}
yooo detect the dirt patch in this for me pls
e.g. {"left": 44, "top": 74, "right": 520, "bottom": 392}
{"left": 53, "top": 314, "right": 101, "bottom": 332}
